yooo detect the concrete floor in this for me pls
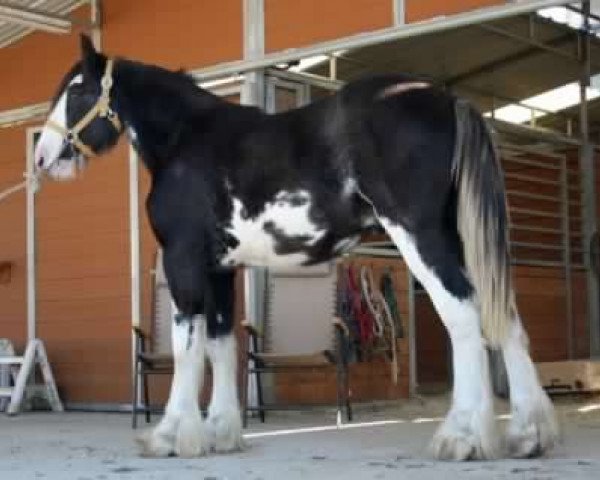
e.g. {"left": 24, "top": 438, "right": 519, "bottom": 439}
{"left": 1, "top": 395, "right": 600, "bottom": 480}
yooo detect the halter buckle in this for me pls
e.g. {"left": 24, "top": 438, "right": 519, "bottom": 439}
{"left": 101, "top": 75, "right": 113, "bottom": 90}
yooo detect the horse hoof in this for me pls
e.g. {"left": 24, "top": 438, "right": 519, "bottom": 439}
{"left": 175, "top": 415, "right": 210, "bottom": 457}
{"left": 135, "top": 429, "right": 175, "bottom": 458}
{"left": 506, "top": 396, "right": 560, "bottom": 459}
{"left": 430, "top": 408, "right": 499, "bottom": 461}
{"left": 207, "top": 409, "right": 245, "bottom": 453}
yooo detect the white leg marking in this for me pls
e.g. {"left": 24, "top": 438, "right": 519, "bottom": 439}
{"left": 502, "top": 317, "right": 559, "bottom": 458}
{"left": 206, "top": 332, "right": 244, "bottom": 453}
{"left": 380, "top": 220, "right": 498, "bottom": 460}
{"left": 137, "top": 314, "right": 209, "bottom": 457}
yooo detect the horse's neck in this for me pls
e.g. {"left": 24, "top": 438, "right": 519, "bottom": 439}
{"left": 113, "top": 60, "right": 223, "bottom": 167}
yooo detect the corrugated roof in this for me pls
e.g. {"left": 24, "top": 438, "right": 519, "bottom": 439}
{"left": 0, "top": 0, "right": 85, "bottom": 49}
{"left": 307, "top": 13, "right": 600, "bottom": 141}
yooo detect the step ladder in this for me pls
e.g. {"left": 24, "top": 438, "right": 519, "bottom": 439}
{"left": 0, "top": 338, "right": 63, "bottom": 415}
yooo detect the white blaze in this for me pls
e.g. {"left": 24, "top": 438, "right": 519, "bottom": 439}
{"left": 34, "top": 74, "right": 83, "bottom": 173}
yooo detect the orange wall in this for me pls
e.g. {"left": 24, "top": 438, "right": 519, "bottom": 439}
{"left": 405, "top": 0, "right": 504, "bottom": 23}
{"left": 265, "top": 0, "right": 393, "bottom": 52}
{"left": 0, "top": 31, "right": 80, "bottom": 111}
{"left": 0, "top": 124, "right": 31, "bottom": 350}
{"left": 0, "top": 0, "right": 243, "bottom": 111}
{"left": 34, "top": 140, "right": 132, "bottom": 403}
{"left": 265, "top": 0, "right": 506, "bottom": 52}
{"left": 103, "top": 0, "right": 242, "bottom": 69}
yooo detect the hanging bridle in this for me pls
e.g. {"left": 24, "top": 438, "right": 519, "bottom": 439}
{"left": 46, "top": 58, "right": 122, "bottom": 158}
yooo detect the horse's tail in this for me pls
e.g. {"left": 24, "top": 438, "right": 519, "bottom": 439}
{"left": 452, "top": 98, "right": 514, "bottom": 346}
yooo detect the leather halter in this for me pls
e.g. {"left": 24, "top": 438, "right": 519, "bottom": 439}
{"left": 46, "top": 59, "right": 122, "bottom": 158}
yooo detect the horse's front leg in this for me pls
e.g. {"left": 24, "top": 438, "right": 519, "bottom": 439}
{"left": 205, "top": 270, "right": 244, "bottom": 452}
{"left": 137, "top": 247, "right": 210, "bottom": 457}
{"left": 137, "top": 311, "right": 209, "bottom": 457}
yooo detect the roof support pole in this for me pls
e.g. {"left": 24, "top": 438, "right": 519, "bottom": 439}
{"left": 241, "top": 0, "right": 267, "bottom": 409}
{"left": 128, "top": 145, "right": 141, "bottom": 406}
{"left": 25, "top": 130, "right": 37, "bottom": 342}
{"left": 578, "top": 1, "right": 600, "bottom": 358}
{"left": 241, "top": 0, "right": 265, "bottom": 107}
{"left": 393, "top": 0, "right": 405, "bottom": 26}
{"left": 90, "top": 0, "right": 102, "bottom": 50}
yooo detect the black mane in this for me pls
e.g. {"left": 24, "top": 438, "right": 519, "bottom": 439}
{"left": 111, "top": 59, "right": 234, "bottom": 163}
{"left": 115, "top": 59, "right": 224, "bottom": 116}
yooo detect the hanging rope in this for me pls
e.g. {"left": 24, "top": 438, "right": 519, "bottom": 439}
{"left": 0, "top": 171, "right": 41, "bottom": 203}
{"left": 359, "top": 265, "right": 399, "bottom": 384}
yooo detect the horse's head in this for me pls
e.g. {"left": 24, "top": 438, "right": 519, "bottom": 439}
{"left": 35, "top": 35, "right": 123, "bottom": 180}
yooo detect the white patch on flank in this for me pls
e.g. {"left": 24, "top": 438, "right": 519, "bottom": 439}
{"left": 206, "top": 333, "right": 244, "bottom": 452}
{"left": 222, "top": 190, "right": 325, "bottom": 268}
{"left": 35, "top": 74, "right": 83, "bottom": 172}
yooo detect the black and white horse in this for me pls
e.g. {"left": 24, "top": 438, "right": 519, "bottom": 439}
{"left": 35, "top": 35, "right": 558, "bottom": 460}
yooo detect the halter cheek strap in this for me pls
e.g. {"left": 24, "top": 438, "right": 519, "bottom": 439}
{"left": 46, "top": 58, "right": 122, "bottom": 158}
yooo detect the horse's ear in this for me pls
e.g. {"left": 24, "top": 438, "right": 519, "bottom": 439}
{"left": 80, "top": 34, "right": 96, "bottom": 58}
{"left": 79, "top": 34, "right": 103, "bottom": 80}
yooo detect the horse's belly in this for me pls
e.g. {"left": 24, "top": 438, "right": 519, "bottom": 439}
{"left": 220, "top": 194, "right": 326, "bottom": 268}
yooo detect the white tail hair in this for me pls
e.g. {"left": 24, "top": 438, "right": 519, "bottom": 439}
{"left": 452, "top": 99, "right": 514, "bottom": 346}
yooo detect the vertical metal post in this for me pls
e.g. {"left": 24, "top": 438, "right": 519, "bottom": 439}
{"left": 242, "top": 0, "right": 266, "bottom": 319}
{"left": 241, "top": 0, "right": 266, "bottom": 324}
{"left": 90, "top": 0, "right": 102, "bottom": 50}
{"left": 242, "top": 0, "right": 266, "bottom": 409}
{"left": 25, "top": 129, "right": 38, "bottom": 342}
{"left": 329, "top": 55, "right": 338, "bottom": 81}
{"left": 560, "top": 154, "right": 573, "bottom": 358}
{"left": 407, "top": 270, "right": 417, "bottom": 396}
{"left": 393, "top": 0, "right": 405, "bottom": 26}
{"left": 129, "top": 145, "right": 141, "bottom": 330}
{"left": 579, "top": 1, "right": 600, "bottom": 357}
{"left": 300, "top": 83, "right": 311, "bottom": 107}
{"left": 129, "top": 145, "right": 141, "bottom": 409}
{"left": 241, "top": 0, "right": 265, "bottom": 107}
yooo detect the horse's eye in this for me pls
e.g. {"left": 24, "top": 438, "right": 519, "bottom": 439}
{"left": 69, "top": 86, "right": 82, "bottom": 96}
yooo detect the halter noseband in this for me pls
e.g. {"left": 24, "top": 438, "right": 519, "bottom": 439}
{"left": 46, "top": 58, "right": 122, "bottom": 158}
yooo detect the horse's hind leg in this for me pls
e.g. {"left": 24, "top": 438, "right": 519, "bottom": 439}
{"left": 502, "top": 315, "right": 559, "bottom": 457}
{"left": 380, "top": 219, "right": 498, "bottom": 460}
